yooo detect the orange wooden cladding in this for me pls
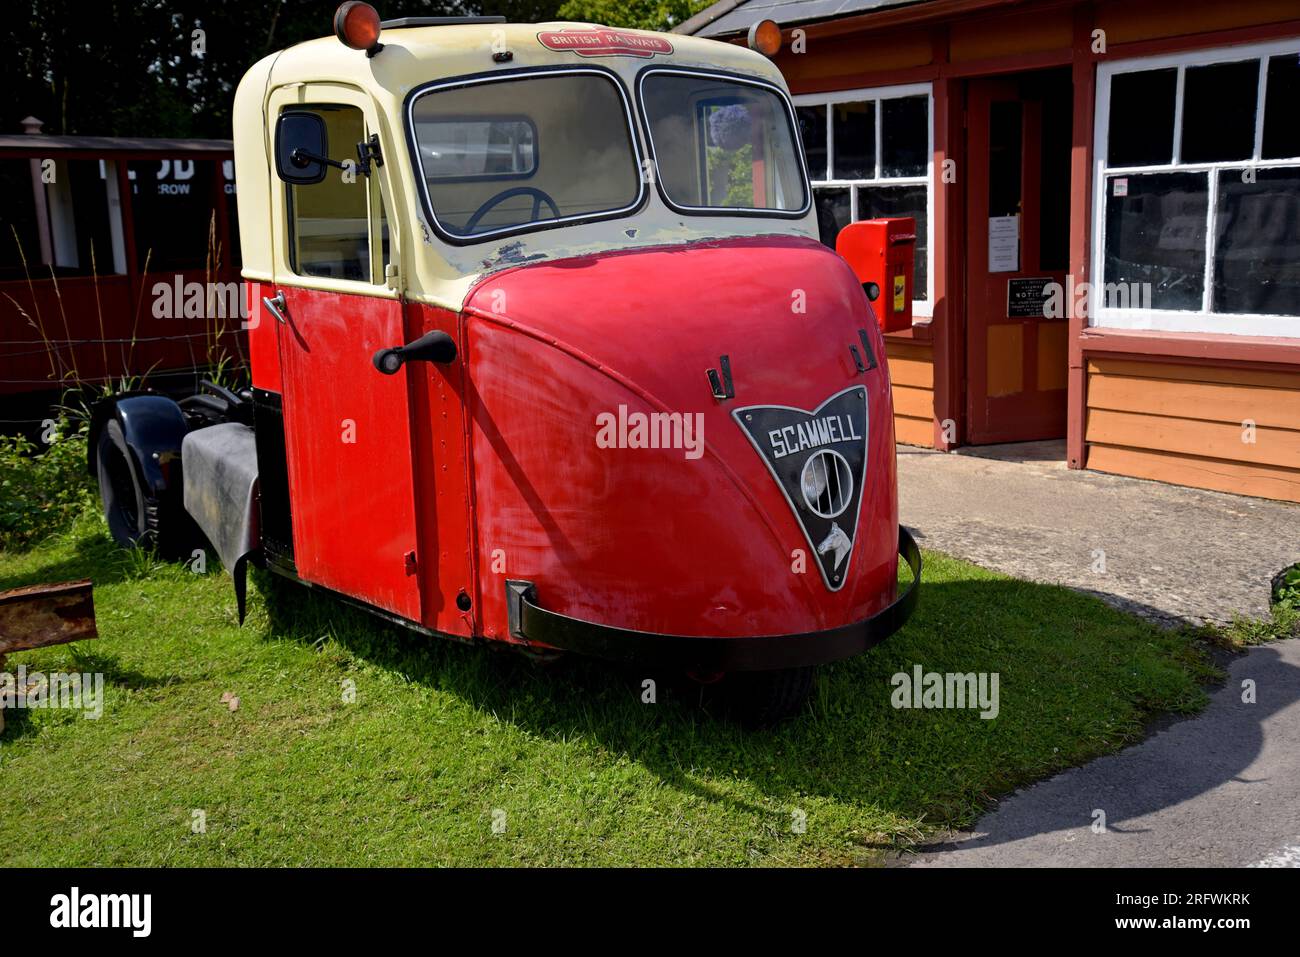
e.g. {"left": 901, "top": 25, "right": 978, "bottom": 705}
{"left": 1087, "top": 359, "right": 1300, "bottom": 391}
{"left": 1037, "top": 323, "right": 1070, "bottom": 392}
{"left": 1088, "top": 374, "right": 1300, "bottom": 430}
{"left": 1085, "top": 358, "right": 1300, "bottom": 503}
{"left": 986, "top": 325, "right": 1024, "bottom": 398}
{"left": 1088, "top": 445, "right": 1300, "bottom": 503}
{"left": 885, "top": 338, "right": 935, "bottom": 447}
{"left": 1086, "top": 409, "right": 1300, "bottom": 469}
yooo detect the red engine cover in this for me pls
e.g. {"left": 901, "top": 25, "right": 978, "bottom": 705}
{"left": 462, "top": 235, "right": 898, "bottom": 644}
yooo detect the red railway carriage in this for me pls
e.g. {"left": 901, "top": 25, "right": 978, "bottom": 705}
{"left": 0, "top": 129, "right": 242, "bottom": 409}
{"left": 87, "top": 6, "right": 920, "bottom": 722}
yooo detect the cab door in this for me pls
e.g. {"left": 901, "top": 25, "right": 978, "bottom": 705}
{"left": 266, "top": 84, "right": 422, "bottom": 621}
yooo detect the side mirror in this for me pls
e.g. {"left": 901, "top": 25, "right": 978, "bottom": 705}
{"left": 275, "top": 112, "right": 329, "bottom": 185}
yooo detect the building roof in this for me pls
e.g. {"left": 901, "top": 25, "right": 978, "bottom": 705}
{"left": 675, "top": 0, "right": 936, "bottom": 38}
{"left": 0, "top": 134, "right": 232, "bottom": 154}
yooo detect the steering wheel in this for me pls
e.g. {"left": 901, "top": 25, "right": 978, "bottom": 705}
{"left": 464, "top": 186, "right": 561, "bottom": 235}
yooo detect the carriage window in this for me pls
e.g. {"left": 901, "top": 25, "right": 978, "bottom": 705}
{"left": 129, "top": 158, "right": 215, "bottom": 272}
{"left": 285, "top": 104, "right": 386, "bottom": 282}
{"left": 640, "top": 72, "right": 807, "bottom": 213}
{"left": 409, "top": 73, "right": 641, "bottom": 241}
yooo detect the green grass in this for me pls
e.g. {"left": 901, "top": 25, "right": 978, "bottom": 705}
{"left": 0, "top": 513, "right": 1216, "bottom": 866}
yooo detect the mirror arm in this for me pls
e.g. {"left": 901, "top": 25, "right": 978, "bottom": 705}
{"left": 289, "top": 147, "right": 350, "bottom": 172}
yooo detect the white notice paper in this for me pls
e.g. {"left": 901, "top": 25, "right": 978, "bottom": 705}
{"left": 988, "top": 215, "right": 1019, "bottom": 273}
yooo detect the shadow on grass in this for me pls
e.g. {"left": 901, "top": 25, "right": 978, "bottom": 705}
{"left": 0, "top": 646, "right": 188, "bottom": 745}
{"left": 250, "top": 563, "right": 1253, "bottom": 847}
{"left": 0, "top": 525, "right": 146, "bottom": 592}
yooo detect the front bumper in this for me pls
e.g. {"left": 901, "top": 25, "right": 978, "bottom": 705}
{"left": 505, "top": 526, "right": 920, "bottom": 671}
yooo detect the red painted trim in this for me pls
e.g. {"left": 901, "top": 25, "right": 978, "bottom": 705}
{"left": 1099, "top": 19, "right": 1300, "bottom": 62}
{"left": 0, "top": 149, "right": 233, "bottom": 161}
{"left": 943, "top": 48, "right": 1073, "bottom": 77}
{"left": 788, "top": 65, "right": 941, "bottom": 96}
{"left": 1079, "top": 328, "right": 1300, "bottom": 371}
{"left": 784, "top": 48, "right": 1074, "bottom": 96}
{"left": 800, "top": 0, "right": 1027, "bottom": 41}
{"left": 931, "top": 72, "right": 966, "bottom": 449}
{"left": 1067, "top": 2, "right": 1096, "bottom": 470}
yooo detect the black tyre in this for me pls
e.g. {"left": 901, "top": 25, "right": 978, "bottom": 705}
{"left": 725, "top": 666, "right": 817, "bottom": 726}
{"left": 95, "top": 419, "right": 199, "bottom": 559}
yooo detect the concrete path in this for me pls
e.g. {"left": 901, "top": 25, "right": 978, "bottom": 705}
{"left": 896, "top": 443, "right": 1300, "bottom": 867}
{"left": 899, "top": 441, "right": 1300, "bottom": 625}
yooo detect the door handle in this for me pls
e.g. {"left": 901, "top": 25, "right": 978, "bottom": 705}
{"left": 262, "top": 291, "right": 289, "bottom": 324}
{"left": 373, "top": 330, "right": 457, "bottom": 374}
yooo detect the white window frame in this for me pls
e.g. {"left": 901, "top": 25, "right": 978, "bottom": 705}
{"left": 1092, "top": 38, "right": 1300, "bottom": 337}
{"left": 794, "top": 82, "right": 935, "bottom": 319}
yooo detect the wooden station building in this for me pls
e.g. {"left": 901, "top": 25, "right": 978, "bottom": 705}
{"left": 679, "top": 0, "right": 1300, "bottom": 502}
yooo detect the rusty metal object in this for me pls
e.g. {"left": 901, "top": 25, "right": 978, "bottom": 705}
{"left": 0, "top": 580, "right": 97, "bottom": 654}
{"left": 0, "top": 580, "right": 97, "bottom": 734}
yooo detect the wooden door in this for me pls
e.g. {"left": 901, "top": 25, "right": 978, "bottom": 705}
{"left": 965, "top": 74, "right": 1070, "bottom": 444}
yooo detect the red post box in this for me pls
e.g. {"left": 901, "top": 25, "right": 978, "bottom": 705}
{"left": 835, "top": 217, "right": 916, "bottom": 333}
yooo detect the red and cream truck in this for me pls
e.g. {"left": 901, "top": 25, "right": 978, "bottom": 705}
{"left": 89, "top": 5, "right": 920, "bottom": 722}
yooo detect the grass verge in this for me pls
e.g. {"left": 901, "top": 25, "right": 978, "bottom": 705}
{"left": 1, "top": 514, "right": 1216, "bottom": 866}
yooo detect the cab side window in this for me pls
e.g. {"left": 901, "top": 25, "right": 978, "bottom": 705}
{"left": 285, "top": 104, "right": 388, "bottom": 282}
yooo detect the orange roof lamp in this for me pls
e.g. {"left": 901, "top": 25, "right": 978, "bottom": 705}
{"left": 335, "top": 1, "right": 384, "bottom": 57}
{"left": 747, "top": 19, "right": 782, "bottom": 57}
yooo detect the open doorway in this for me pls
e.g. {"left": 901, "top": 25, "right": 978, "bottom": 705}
{"left": 964, "top": 67, "right": 1073, "bottom": 446}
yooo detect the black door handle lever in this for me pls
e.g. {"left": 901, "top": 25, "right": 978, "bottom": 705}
{"left": 373, "top": 330, "right": 457, "bottom": 374}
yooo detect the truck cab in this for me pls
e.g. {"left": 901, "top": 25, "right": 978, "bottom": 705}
{"left": 92, "top": 8, "right": 919, "bottom": 723}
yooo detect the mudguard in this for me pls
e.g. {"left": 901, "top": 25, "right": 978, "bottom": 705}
{"left": 182, "top": 423, "right": 261, "bottom": 623}
{"left": 88, "top": 393, "right": 190, "bottom": 499}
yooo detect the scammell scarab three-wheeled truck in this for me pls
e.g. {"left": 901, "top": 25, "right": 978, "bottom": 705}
{"left": 89, "top": 4, "right": 920, "bottom": 722}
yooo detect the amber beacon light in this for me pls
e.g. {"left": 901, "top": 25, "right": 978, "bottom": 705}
{"left": 334, "top": 2, "right": 384, "bottom": 56}
{"left": 747, "top": 19, "right": 782, "bottom": 57}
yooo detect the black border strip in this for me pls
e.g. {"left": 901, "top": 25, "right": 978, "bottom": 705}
{"left": 506, "top": 526, "right": 920, "bottom": 671}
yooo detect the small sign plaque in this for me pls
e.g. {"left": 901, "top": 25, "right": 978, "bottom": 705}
{"left": 1007, "top": 277, "right": 1055, "bottom": 318}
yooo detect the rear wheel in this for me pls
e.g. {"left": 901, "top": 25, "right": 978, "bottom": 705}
{"left": 725, "top": 666, "right": 817, "bottom": 726}
{"left": 96, "top": 420, "right": 198, "bottom": 559}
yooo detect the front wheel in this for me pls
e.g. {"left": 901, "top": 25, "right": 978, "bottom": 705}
{"left": 725, "top": 666, "right": 817, "bottom": 726}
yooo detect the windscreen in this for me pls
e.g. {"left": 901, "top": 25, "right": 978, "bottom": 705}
{"left": 410, "top": 72, "right": 643, "bottom": 240}
{"left": 640, "top": 72, "right": 808, "bottom": 214}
